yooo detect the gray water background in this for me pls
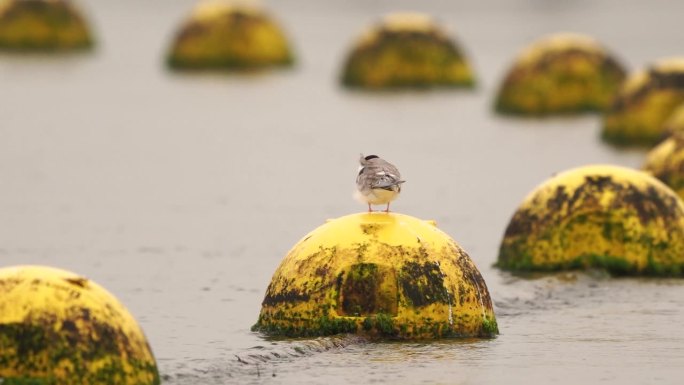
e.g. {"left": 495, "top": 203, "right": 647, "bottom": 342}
{"left": 1, "top": 0, "right": 683, "bottom": 383}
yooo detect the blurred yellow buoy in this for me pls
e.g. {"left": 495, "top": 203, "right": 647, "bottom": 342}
{"left": 497, "top": 165, "right": 684, "bottom": 276}
{"left": 494, "top": 32, "right": 626, "bottom": 115}
{"left": 0, "top": 0, "right": 93, "bottom": 51}
{"left": 253, "top": 212, "right": 498, "bottom": 339}
{"left": 340, "top": 12, "right": 476, "bottom": 89}
{"left": 166, "top": 0, "right": 293, "bottom": 70}
{"left": 661, "top": 103, "right": 684, "bottom": 140}
{"left": 602, "top": 57, "right": 684, "bottom": 146}
{"left": 0, "top": 265, "right": 160, "bottom": 385}
{"left": 644, "top": 135, "right": 684, "bottom": 200}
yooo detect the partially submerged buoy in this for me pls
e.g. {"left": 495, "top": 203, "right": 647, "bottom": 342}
{"left": 340, "top": 12, "right": 476, "bottom": 89}
{"left": 0, "top": 0, "right": 94, "bottom": 51}
{"left": 166, "top": 0, "right": 294, "bottom": 70}
{"left": 253, "top": 213, "right": 498, "bottom": 339}
{"left": 494, "top": 32, "right": 626, "bottom": 115}
{"left": 644, "top": 135, "right": 684, "bottom": 200}
{"left": 497, "top": 165, "right": 684, "bottom": 276}
{"left": 0, "top": 265, "right": 160, "bottom": 385}
{"left": 0, "top": 0, "right": 93, "bottom": 51}
{"left": 602, "top": 58, "right": 684, "bottom": 146}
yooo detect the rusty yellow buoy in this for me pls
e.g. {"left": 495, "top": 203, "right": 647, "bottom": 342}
{"left": 166, "top": 0, "right": 294, "bottom": 70}
{"left": 0, "top": 266, "right": 160, "bottom": 385}
{"left": 602, "top": 57, "right": 684, "bottom": 146}
{"left": 253, "top": 213, "right": 498, "bottom": 339}
{"left": 644, "top": 135, "right": 684, "bottom": 200}
{"left": 0, "top": 0, "right": 94, "bottom": 51}
{"left": 340, "top": 12, "right": 476, "bottom": 89}
{"left": 494, "top": 32, "right": 626, "bottom": 115}
{"left": 497, "top": 165, "right": 684, "bottom": 276}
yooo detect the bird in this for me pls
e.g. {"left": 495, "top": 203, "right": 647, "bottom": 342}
{"left": 355, "top": 154, "right": 405, "bottom": 213}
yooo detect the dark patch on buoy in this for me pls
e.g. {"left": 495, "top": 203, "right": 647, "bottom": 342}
{"left": 398, "top": 261, "right": 449, "bottom": 307}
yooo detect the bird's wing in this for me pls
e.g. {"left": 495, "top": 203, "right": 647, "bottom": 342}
{"left": 370, "top": 170, "right": 404, "bottom": 189}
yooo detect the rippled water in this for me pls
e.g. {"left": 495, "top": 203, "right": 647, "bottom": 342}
{"left": 1, "top": 0, "right": 683, "bottom": 384}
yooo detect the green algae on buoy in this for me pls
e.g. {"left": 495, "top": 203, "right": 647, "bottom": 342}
{"left": 253, "top": 213, "right": 498, "bottom": 339}
{"left": 340, "top": 12, "right": 476, "bottom": 89}
{"left": 602, "top": 58, "right": 684, "bottom": 146}
{"left": 0, "top": 0, "right": 93, "bottom": 51}
{"left": 644, "top": 135, "right": 684, "bottom": 200}
{"left": 166, "top": 0, "right": 294, "bottom": 70}
{"left": 497, "top": 165, "right": 684, "bottom": 276}
{"left": 494, "top": 33, "right": 626, "bottom": 115}
{"left": 0, "top": 265, "right": 160, "bottom": 385}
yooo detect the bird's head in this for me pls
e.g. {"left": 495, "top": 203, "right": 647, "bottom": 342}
{"left": 359, "top": 153, "right": 379, "bottom": 165}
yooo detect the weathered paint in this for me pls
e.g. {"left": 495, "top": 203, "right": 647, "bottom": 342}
{"left": 602, "top": 57, "right": 684, "bottom": 146}
{"left": 341, "top": 12, "right": 475, "bottom": 89}
{"left": 253, "top": 213, "right": 498, "bottom": 339}
{"left": 644, "top": 135, "right": 684, "bottom": 200}
{"left": 0, "top": 266, "right": 160, "bottom": 385}
{"left": 498, "top": 165, "right": 684, "bottom": 276}
{"left": 495, "top": 33, "right": 626, "bottom": 115}
{"left": 0, "top": 0, "right": 93, "bottom": 51}
{"left": 167, "top": 0, "right": 293, "bottom": 70}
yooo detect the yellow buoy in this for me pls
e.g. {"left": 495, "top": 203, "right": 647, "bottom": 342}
{"left": 253, "top": 213, "right": 498, "bottom": 339}
{"left": 494, "top": 32, "right": 626, "bottom": 115}
{"left": 497, "top": 165, "right": 684, "bottom": 276}
{"left": 340, "top": 12, "right": 475, "bottom": 89}
{"left": 0, "top": 266, "right": 160, "bottom": 385}
{"left": 661, "top": 103, "right": 684, "bottom": 140}
{"left": 0, "top": 0, "right": 94, "bottom": 51}
{"left": 166, "top": 0, "right": 294, "bottom": 70}
{"left": 602, "top": 57, "right": 684, "bottom": 146}
{"left": 644, "top": 135, "right": 684, "bottom": 200}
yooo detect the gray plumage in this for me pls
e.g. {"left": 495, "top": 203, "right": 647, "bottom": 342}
{"left": 356, "top": 154, "right": 405, "bottom": 212}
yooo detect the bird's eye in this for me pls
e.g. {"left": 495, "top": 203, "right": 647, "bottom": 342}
{"left": 364, "top": 155, "right": 379, "bottom": 160}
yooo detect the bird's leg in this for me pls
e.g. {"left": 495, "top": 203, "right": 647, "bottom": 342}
{"left": 384, "top": 202, "right": 391, "bottom": 213}
{"left": 368, "top": 203, "right": 372, "bottom": 213}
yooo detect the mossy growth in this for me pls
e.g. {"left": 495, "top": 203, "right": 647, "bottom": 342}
{"left": 643, "top": 134, "right": 684, "bottom": 200}
{"left": 341, "top": 12, "right": 475, "bottom": 89}
{"left": 251, "top": 314, "right": 360, "bottom": 338}
{"left": 167, "top": 0, "right": 294, "bottom": 70}
{"left": 602, "top": 58, "right": 684, "bottom": 146}
{"left": 0, "top": 378, "right": 55, "bottom": 385}
{"left": 0, "top": 266, "right": 160, "bottom": 385}
{"left": 481, "top": 316, "right": 499, "bottom": 335}
{"left": 497, "top": 165, "right": 684, "bottom": 276}
{"left": 254, "top": 213, "right": 498, "bottom": 340}
{"left": 0, "top": 0, "right": 93, "bottom": 51}
{"left": 494, "top": 33, "right": 626, "bottom": 115}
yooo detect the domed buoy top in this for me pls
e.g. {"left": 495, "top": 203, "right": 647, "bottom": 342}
{"left": 167, "top": 0, "right": 294, "bottom": 70}
{"left": 0, "top": 265, "right": 160, "bottom": 385}
{"left": 340, "top": 12, "right": 476, "bottom": 89}
{"left": 0, "top": 0, "right": 94, "bottom": 51}
{"left": 494, "top": 32, "right": 626, "bottom": 115}
{"left": 602, "top": 57, "right": 684, "bottom": 146}
{"left": 498, "top": 165, "right": 684, "bottom": 276}
{"left": 644, "top": 135, "right": 684, "bottom": 200}
{"left": 513, "top": 33, "right": 605, "bottom": 65}
{"left": 253, "top": 212, "right": 498, "bottom": 339}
